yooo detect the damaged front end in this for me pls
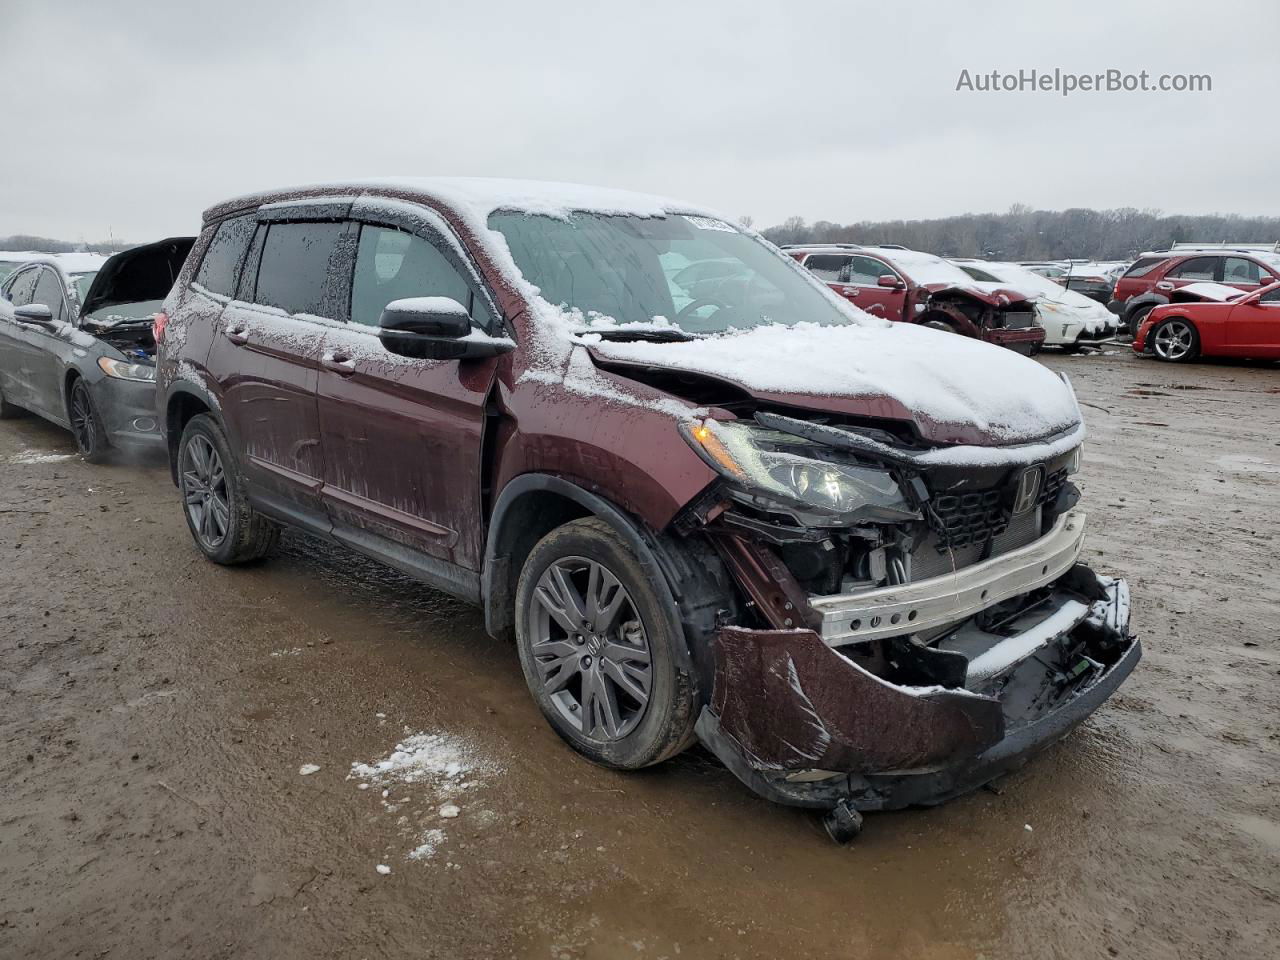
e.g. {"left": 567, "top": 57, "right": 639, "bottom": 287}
{"left": 676, "top": 411, "right": 1138, "bottom": 832}
{"left": 922, "top": 286, "right": 1046, "bottom": 355}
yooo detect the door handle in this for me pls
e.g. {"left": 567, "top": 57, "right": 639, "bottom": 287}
{"left": 224, "top": 325, "right": 248, "bottom": 345}
{"left": 321, "top": 352, "right": 356, "bottom": 375}
{"left": 1155, "top": 281, "right": 1175, "bottom": 292}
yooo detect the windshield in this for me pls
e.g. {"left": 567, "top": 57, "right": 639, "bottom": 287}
{"left": 488, "top": 211, "right": 856, "bottom": 334}
{"left": 981, "top": 264, "right": 1067, "bottom": 297}
{"left": 70, "top": 271, "right": 97, "bottom": 304}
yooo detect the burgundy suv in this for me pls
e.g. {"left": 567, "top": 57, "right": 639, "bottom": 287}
{"left": 784, "top": 244, "right": 1046, "bottom": 354}
{"left": 1110, "top": 249, "right": 1280, "bottom": 333}
{"left": 156, "top": 179, "right": 1137, "bottom": 841}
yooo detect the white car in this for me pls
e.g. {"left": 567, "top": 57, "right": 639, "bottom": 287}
{"left": 953, "top": 260, "right": 1117, "bottom": 350}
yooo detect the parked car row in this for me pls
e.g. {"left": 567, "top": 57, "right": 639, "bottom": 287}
{"left": 0, "top": 179, "right": 1140, "bottom": 842}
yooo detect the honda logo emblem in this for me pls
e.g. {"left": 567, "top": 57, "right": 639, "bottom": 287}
{"left": 1012, "top": 466, "right": 1043, "bottom": 515}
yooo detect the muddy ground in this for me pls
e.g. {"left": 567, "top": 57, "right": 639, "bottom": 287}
{"left": 1, "top": 350, "right": 1278, "bottom": 960}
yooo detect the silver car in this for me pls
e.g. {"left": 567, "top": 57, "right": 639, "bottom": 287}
{"left": 0, "top": 240, "right": 193, "bottom": 460}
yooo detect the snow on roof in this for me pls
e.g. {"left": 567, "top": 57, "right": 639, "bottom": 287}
{"left": 53, "top": 252, "right": 108, "bottom": 273}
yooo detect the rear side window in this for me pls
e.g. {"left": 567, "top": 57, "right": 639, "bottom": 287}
{"left": 802, "top": 254, "right": 851, "bottom": 281}
{"left": 350, "top": 225, "right": 484, "bottom": 328}
{"left": 253, "top": 222, "right": 344, "bottom": 317}
{"left": 1121, "top": 257, "right": 1166, "bottom": 279}
{"left": 5, "top": 268, "right": 38, "bottom": 307}
{"left": 195, "top": 215, "right": 256, "bottom": 296}
{"left": 1167, "top": 256, "right": 1218, "bottom": 281}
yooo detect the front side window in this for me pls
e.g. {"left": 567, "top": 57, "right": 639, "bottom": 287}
{"left": 195, "top": 215, "right": 256, "bottom": 297}
{"left": 849, "top": 256, "right": 895, "bottom": 285}
{"left": 349, "top": 226, "right": 477, "bottom": 327}
{"left": 489, "top": 211, "right": 857, "bottom": 334}
{"left": 32, "top": 268, "right": 66, "bottom": 321}
{"left": 5, "top": 267, "right": 38, "bottom": 307}
{"left": 1168, "top": 256, "right": 1218, "bottom": 281}
{"left": 802, "top": 254, "right": 852, "bottom": 282}
{"left": 253, "top": 222, "right": 344, "bottom": 317}
{"left": 1223, "top": 257, "right": 1265, "bottom": 284}
{"left": 1260, "top": 284, "right": 1280, "bottom": 303}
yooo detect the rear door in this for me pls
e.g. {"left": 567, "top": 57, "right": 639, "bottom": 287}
{"left": 800, "top": 253, "right": 856, "bottom": 304}
{"left": 205, "top": 207, "right": 349, "bottom": 520}
{"left": 1161, "top": 256, "right": 1221, "bottom": 295}
{"left": 315, "top": 204, "right": 504, "bottom": 574}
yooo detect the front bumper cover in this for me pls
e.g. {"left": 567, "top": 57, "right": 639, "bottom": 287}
{"left": 695, "top": 570, "right": 1138, "bottom": 811}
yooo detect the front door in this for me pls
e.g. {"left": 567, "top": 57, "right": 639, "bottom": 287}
{"left": 316, "top": 215, "right": 503, "bottom": 572}
{"left": 846, "top": 255, "right": 908, "bottom": 320}
{"left": 0, "top": 266, "right": 41, "bottom": 407}
{"left": 11, "top": 266, "right": 74, "bottom": 422}
{"left": 206, "top": 218, "right": 347, "bottom": 516}
{"left": 1226, "top": 285, "right": 1280, "bottom": 358}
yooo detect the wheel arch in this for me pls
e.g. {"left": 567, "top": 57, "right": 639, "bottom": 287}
{"left": 164, "top": 385, "right": 216, "bottom": 484}
{"left": 481, "top": 474, "right": 693, "bottom": 652}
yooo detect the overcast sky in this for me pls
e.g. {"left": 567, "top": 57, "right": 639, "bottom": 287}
{"left": 2, "top": 0, "right": 1274, "bottom": 241}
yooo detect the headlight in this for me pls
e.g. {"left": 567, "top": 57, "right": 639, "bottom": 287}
{"left": 97, "top": 356, "right": 156, "bottom": 382}
{"left": 682, "top": 418, "right": 917, "bottom": 522}
{"left": 1067, "top": 445, "right": 1082, "bottom": 475}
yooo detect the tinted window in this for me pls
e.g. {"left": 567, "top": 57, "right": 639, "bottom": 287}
{"left": 6, "top": 268, "right": 38, "bottom": 307}
{"left": 1260, "top": 285, "right": 1280, "bottom": 303}
{"left": 803, "top": 254, "right": 851, "bottom": 282}
{"left": 1168, "top": 256, "right": 1218, "bottom": 281}
{"left": 1121, "top": 257, "right": 1166, "bottom": 278}
{"left": 254, "top": 222, "right": 344, "bottom": 317}
{"left": 350, "top": 226, "right": 472, "bottom": 327}
{"left": 32, "top": 268, "right": 66, "bottom": 321}
{"left": 1223, "top": 257, "right": 1265, "bottom": 284}
{"left": 195, "top": 215, "right": 256, "bottom": 297}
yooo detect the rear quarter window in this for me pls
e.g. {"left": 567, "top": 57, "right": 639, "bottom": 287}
{"left": 1121, "top": 257, "right": 1167, "bottom": 279}
{"left": 195, "top": 215, "right": 256, "bottom": 296}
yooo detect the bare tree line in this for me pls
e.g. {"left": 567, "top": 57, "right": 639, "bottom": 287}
{"left": 758, "top": 204, "right": 1280, "bottom": 260}
{"left": 0, "top": 234, "right": 131, "bottom": 255}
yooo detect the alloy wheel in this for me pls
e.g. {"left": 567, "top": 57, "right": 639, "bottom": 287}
{"left": 1153, "top": 320, "right": 1194, "bottom": 360}
{"left": 529, "top": 556, "right": 653, "bottom": 742}
{"left": 70, "top": 382, "right": 96, "bottom": 454}
{"left": 181, "top": 434, "right": 230, "bottom": 548}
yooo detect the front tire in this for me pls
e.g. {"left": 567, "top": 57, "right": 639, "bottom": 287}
{"left": 514, "top": 517, "right": 697, "bottom": 770}
{"left": 69, "top": 377, "right": 110, "bottom": 463}
{"left": 1150, "top": 317, "right": 1200, "bottom": 363}
{"left": 177, "top": 413, "right": 279, "bottom": 564}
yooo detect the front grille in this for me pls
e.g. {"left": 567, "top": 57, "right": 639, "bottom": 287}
{"left": 926, "top": 467, "right": 1067, "bottom": 553}
{"left": 910, "top": 508, "right": 1043, "bottom": 580}
{"left": 1001, "top": 310, "right": 1037, "bottom": 329}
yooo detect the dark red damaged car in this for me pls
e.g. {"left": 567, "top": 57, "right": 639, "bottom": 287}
{"left": 155, "top": 179, "right": 1137, "bottom": 841}
{"left": 784, "top": 243, "right": 1047, "bottom": 355}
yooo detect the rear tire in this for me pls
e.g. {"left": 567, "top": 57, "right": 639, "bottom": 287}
{"left": 514, "top": 517, "right": 697, "bottom": 770}
{"left": 69, "top": 378, "right": 110, "bottom": 463}
{"left": 177, "top": 413, "right": 279, "bottom": 564}
{"left": 1126, "top": 304, "right": 1154, "bottom": 337}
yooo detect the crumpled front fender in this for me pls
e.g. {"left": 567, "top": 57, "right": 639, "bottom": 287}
{"left": 707, "top": 626, "right": 1004, "bottom": 774}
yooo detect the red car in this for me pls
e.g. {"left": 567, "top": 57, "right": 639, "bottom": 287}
{"left": 1133, "top": 281, "right": 1280, "bottom": 362}
{"left": 1110, "top": 249, "right": 1280, "bottom": 334}
{"left": 784, "top": 244, "right": 1045, "bottom": 354}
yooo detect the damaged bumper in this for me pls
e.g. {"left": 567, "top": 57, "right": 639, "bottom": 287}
{"left": 695, "top": 568, "right": 1138, "bottom": 812}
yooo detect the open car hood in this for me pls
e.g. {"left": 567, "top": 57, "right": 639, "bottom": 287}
{"left": 586, "top": 320, "right": 1082, "bottom": 447}
{"left": 80, "top": 237, "right": 195, "bottom": 319}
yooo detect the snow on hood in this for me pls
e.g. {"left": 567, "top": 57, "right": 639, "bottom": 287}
{"left": 1172, "top": 281, "right": 1245, "bottom": 303}
{"left": 589, "top": 321, "right": 1081, "bottom": 446}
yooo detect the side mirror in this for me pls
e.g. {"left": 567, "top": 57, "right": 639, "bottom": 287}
{"left": 377, "top": 297, "right": 514, "bottom": 361}
{"left": 14, "top": 304, "right": 54, "bottom": 326}
{"left": 877, "top": 274, "right": 904, "bottom": 289}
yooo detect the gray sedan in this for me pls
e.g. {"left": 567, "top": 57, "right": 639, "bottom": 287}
{"left": 0, "top": 239, "right": 193, "bottom": 461}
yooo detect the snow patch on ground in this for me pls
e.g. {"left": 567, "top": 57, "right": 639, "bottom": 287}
{"left": 349, "top": 728, "right": 501, "bottom": 864}
{"left": 9, "top": 450, "right": 77, "bottom": 464}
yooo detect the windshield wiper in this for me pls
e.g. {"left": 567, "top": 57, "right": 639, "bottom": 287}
{"left": 581, "top": 328, "right": 700, "bottom": 343}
